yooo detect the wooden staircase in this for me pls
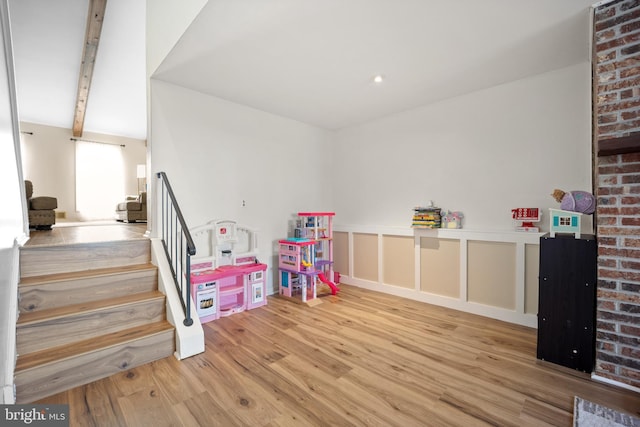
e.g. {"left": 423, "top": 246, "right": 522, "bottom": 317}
{"left": 15, "top": 238, "right": 175, "bottom": 403}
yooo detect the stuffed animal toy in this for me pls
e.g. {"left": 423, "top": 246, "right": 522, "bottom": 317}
{"left": 552, "top": 189, "right": 595, "bottom": 214}
{"left": 442, "top": 210, "right": 464, "bottom": 229}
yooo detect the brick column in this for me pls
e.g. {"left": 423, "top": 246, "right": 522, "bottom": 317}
{"left": 593, "top": 0, "right": 640, "bottom": 389}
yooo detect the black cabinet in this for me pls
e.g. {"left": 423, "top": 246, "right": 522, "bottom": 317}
{"left": 537, "top": 233, "right": 597, "bottom": 373}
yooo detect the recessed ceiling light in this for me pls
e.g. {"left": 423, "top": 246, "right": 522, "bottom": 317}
{"left": 373, "top": 75, "right": 384, "bottom": 84}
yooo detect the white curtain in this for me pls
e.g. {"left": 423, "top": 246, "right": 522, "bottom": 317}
{"left": 75, "top": 140, "right": 124, "bottom": 220}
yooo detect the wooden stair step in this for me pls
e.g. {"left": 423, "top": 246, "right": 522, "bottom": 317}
{"left": 19, "top": 263, "right": 157, "bottom": 286}
{"left": 17, "top": 291, "right": 166, "bottom": 354}
{"left": 15, "top": 321, "right": 175, "bottom": 403}
{"left": 17, "top": 290, "right": 165, "bottom": 324}
{"left": 19, "top": 263, "right": 158, "bottom": 313}
{"left": 20, "top": 239, "right": 151, "bottom": 278}
{"left": 16, "top": 321, "right": 174, "bottom": 371}
{"left": 15, "top": 234, "right": 177, "bottom": 404}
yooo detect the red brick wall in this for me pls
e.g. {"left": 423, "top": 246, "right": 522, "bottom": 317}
{"left": 594, "top": 0, "right": 640, "bottom": 389}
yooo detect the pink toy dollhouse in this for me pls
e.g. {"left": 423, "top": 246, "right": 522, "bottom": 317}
{"left": 278, "top": 212, "right": 338, "bottom": 306}
{"left": 278, "top": 238, "right": 319, "bottom": 304}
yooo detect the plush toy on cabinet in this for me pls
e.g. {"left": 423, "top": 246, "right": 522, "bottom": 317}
{"left": 549, "top": 189, "right": 595, "bottom": 239}
{"left": 551, "top": 189, "right": 596, "bottom": 215}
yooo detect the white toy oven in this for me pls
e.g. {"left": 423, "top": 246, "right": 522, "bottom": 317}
{"left": 194, "top": 281, "right": 217, "bottom": 322}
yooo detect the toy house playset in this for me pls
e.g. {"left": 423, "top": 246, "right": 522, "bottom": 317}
{"left": 548, "top": 209, "right": 582, "bottom": 238}
{"left": 278, "top": 212, "right": 339, "bottom": 306}
{"left": 547, "top": 188, "right": 595, "bottom": 238}
{"left": 189, "top": 219, "right": 267, "bottom": 323}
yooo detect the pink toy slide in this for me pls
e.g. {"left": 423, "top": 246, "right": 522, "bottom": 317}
{"left": 317, "top": 272, "right": 339, "bottom": 295}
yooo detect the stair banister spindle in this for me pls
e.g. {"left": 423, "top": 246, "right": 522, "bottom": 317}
{"left": 156, "top": 172, "right": 196, "bottom": 327}
{"left": 179, "top": 228, "right": 184, "bottom": 293}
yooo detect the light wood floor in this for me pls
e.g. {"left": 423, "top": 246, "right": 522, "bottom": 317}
{"left": 36, "top": 284, "right": 640, "bottom": 426}
{"left": 25, "top": 221, "right": 147, "bottom": 246}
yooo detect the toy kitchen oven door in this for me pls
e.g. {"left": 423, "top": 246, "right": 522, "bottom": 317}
{"left": 194, "top": 281, "right": 218, "bottom": 322}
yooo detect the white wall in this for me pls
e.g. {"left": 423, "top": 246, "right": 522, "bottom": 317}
{"left": 0, "top": 3, "right": 23, "bottom": 244}
{"left": 150, "top": 80, "right": 333, "bottom": 293}
{"left": 0, "top": 0, "right": 23, "bottom": 403}
{"left": 149, "top": 63, "right": 594, "bottom": 294}
{"left": 19, "top": 122, "right": 147, "bottom": 222}
{"left": 331, "top": 63, "right": 593, "bottom": 233}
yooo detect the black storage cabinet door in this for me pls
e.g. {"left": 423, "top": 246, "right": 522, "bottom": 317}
{"left": 537, "top": 233, "right": 597, "bottom": 373}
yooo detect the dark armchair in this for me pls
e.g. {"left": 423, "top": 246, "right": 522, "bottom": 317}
{"left": 115, "top": 192, "right": 147, "bottom": 223}
{"left": 25, "top": 180, "right": 57, "bottom": 230}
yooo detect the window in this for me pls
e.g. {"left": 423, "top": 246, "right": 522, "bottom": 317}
{"left": 75, "top": 140, "right": 124, "bottom": 220}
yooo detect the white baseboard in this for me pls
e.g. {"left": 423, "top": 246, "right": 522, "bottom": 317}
{"left": 2, "top": 384, "right": 15, "bottom": 404}
{"left": 343, "top": 276, "right": 538, "bottom": 328}
{"left": 591, "top": 374, "right": 640, "bottom": 394}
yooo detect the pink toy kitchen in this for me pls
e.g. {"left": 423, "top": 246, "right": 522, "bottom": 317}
{"left": 189, "top": 219, "right": 267, "bottom": 323}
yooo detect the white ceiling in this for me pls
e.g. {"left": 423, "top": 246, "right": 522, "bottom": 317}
{"left": 8, "top": 0, "right": 147, "bottom": 140}
{"left": 8, "top": 0, "right": 598, "bottom": 140}
{"left": 153, "top": 0, "right": 598, "bottom": 130}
